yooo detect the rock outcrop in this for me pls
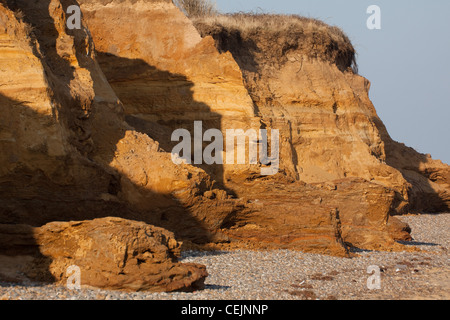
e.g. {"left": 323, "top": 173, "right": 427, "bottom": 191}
{"left": 0, "top": 0, "right": 448, "bottom": 290}
{"left": 0, "top": 217, "right": 207, "bottom": 291}
{"left": 0, "top": 0, "right": 220, "bottom": 289}
{"left": 75, "top": 2, "right": 417, "bottom": 253}
{"left": 78, "top": 0, "right": 262, "bottom": 184}
{"left": 0, "top": 0, "right": 242, "bottom": 244}
{"left": 194, "top": 13, "right": 450, "bottom": 215}
{"left": 223, "top": 178, "right": 412, "bottom": 254}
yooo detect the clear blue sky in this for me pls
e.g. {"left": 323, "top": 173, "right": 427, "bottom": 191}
{"left": 216, "top": 0, "right": 450, "bottom": 164}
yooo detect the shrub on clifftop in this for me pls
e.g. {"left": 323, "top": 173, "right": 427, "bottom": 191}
{"left": 174, "top": 0, "right": 218, "bottom": 18}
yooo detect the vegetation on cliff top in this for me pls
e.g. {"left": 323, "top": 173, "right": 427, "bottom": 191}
{"left": 173, "top": 0, "right": 218, "bottom": 18}
{"left": 174, "top": 0, "right": 357, "bottom": 73}
{"left": 193, "top": 13, "right": 358, "bottom": 73}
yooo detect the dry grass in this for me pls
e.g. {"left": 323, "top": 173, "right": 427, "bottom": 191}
{"left": 174, "top": 0, "right": 218, "bottom": 18}
{"left": 195, "top": 13, "right": 345, "bottom": 38}
{"left": 0, "top": 4, "right": 35, "bottom": 41}
{"left": 193, "top": 13, "right": 358, "bottom": 73}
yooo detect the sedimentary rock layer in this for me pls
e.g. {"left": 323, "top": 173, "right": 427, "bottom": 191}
{"left": 194, "top": 14, "right": 450, "bottom": 214}
{"left": 76, "top": 1, "right": 415, "bottom": 254}
{"left": 78, "top": 0, "right": 262, "bottom": 184}
{"left": 0, "top": 0, "right": 225, "bottom": 289}
{"left": 0, "top": 0, "right": 241, "bottom": 244}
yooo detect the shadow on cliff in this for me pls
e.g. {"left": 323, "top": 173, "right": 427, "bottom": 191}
{"left": 0, "top": 0, "right": 234, "bottom": 284}
{"left": 200, "top": 22, "right": 450, "bottom": 214}
{"left": 94, "top": 51, "right": 231, "bottom": 193}
{"left": 0, "top": 87, "right": 222, "bottom": 244}
{"left": 372, "top": 117, "right": 450, "bottom": 214}
{"left": 0, "top": 94, "right": 55, "bottom": 284}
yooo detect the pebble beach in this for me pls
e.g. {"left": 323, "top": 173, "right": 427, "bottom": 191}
{"left": 1, "top": 213, "right": 448, "bottom": 300}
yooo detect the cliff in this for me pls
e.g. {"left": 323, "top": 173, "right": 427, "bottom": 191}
{"left": 193, "top": 13, "right": 450, "bottom": 214}
{"left": 0, "top": 0, "right": 448, "bottom": 290}
{"left": 0, "top": 0, "right": 223, "bottom": 290}
{"left": 76, "top": 1, "right": 418, "bottom": 253}
{"left": 78, "top": 0, "right": 262, "bottom": 185}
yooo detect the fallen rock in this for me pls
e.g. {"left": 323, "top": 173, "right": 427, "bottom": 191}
{"left": 0, "top": 217, "right": 208, "bottom": 292}
{"left": 224, "top": 178, "right": 409, "bottom": 255}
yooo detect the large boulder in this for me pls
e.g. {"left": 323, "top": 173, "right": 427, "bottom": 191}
{"left": 0, "top": 217, "right": 208, "bottom": 292}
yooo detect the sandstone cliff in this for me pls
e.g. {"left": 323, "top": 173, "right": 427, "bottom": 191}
{"left": 78, "top": 0, "right": 262, "bottom": 185}
{"left": 193, "top": 13, "right": 450, "bottom": 215}
{"left": 0, "top": 0, "right": 448, "bottom": 290}
{"left": 0, "top": 0, "right": 223, "bottom": 290}
{"left": 76, "top": 1, "right": 417, "bottom": 253}
{"left": 0, "top": 0, "right": 244, "bottom": 242}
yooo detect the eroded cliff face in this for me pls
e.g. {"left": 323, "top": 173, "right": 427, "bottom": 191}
{"left": 75, "top": 1, "right": 414, "bottom": 254}
{"left": 1, "top": 0, "right": 446, "bottom": 290}
{"left": 0, "top": 0, "right": 244, "bottom": 241}
{"left": 194, "top": 14, "right": 450, "bottom": 215}
{"left": 78, "top": 0, "right": 262, "bottom": 184}
{"left": 0, "top": 0, "right": 231, "bottom": 289}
